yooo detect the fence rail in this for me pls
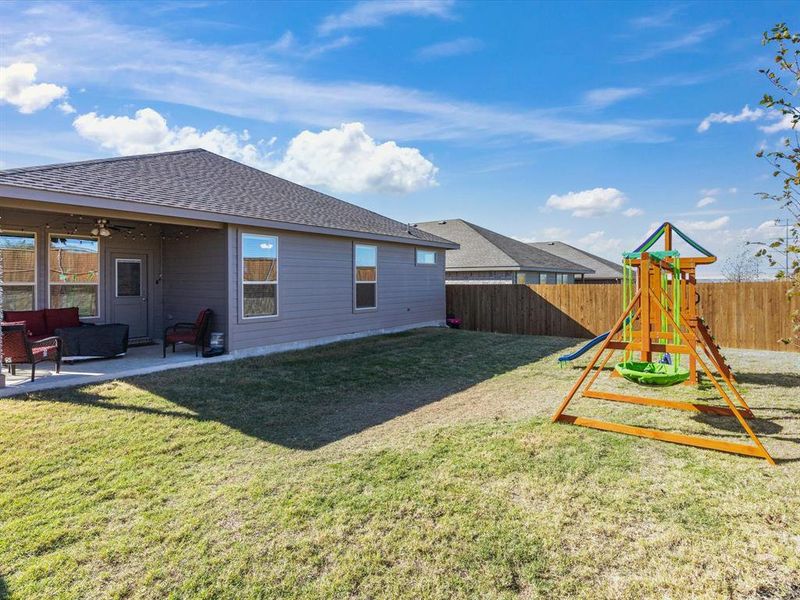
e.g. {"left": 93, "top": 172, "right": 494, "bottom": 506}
{"left": 446, "top": 281, "right": 797, "bottom": 352}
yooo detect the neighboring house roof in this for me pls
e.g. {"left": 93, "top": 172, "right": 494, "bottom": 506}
{"left": 0, "top": 149, "right": 456, "bottom": 248}
{"left": 414, "top": 219, "right": 592, "bottom": 274}
{"left": 527, "top": 241, "right": 624, "bottom": 280}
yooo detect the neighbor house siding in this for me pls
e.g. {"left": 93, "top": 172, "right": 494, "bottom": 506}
{"left": 226, "top": 226, "right": 445, "bottom": 352}
{"left": 161, "top": 225, "right": 228, "bottom": 341}
{"left": 445, "top": 271, "right": 515, "bottom": 285}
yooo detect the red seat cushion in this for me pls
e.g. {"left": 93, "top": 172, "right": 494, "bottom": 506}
{"left": 32, "top": 344, "right": 58, "bottom": 361}
{"left": 45, "top": 307, "right": 81, "bottom": 333}
{"left": 3, "top": 310, "right": 47, "bottom": 337}
{"left": 166, "top": 331, "right": 197, "bottom": 344}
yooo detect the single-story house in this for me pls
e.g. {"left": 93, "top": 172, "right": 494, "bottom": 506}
{"left": 0, "top": 149, "right": 457, "bottom": 357}
{"left": 527, "top": 241, "right": 623, "bottom": 284}
{"left": 413, "top": 219, "right": 592, "bottom": 284}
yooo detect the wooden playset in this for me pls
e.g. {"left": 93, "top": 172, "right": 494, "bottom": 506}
{"left": 552, "top": 222, "right": 775, "bottom": 465}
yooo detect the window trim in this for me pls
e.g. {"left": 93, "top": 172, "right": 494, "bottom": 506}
{"left": 353, "top": 243, "right": 378, "bottom": 312}
{"left": 115, "top": 258, "right": 143, "bottom": 298}
{"left": 48, "top": 233, "right": 100, "bottom": 318}
{"left": 415, "top": 248, "right": 437, "bottom": 266}
{"left": 1, "top": 230, "right": 38, "bottom": 311}
{"left": 240, "top": 232, "right": 279, "bottom": 320}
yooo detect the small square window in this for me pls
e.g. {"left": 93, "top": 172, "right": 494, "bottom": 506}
{"left": 416, "top": 249, "right": 436, "bottom": 265}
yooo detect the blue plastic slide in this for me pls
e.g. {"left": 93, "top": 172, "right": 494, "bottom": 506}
{"left": 558, "top": 331, "right": 610, "bottom": 362}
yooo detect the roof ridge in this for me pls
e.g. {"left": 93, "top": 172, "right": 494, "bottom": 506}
{"left": 0, "top": 148, "right": 207, "bottom": 175}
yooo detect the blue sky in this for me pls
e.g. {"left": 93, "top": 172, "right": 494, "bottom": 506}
{"left": 0, "top": 0, "right": 795, "bottom": 277}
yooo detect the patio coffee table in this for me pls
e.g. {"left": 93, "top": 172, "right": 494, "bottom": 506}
{"left": 55, "top": 323, "right": 130, "bottom": 361}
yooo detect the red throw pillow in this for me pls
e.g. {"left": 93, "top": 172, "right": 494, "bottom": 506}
{"left": 3, "top": 310, "right": 47, "bottom": 337}
{"left": 45, "top": 307, "right": 81, "bottom": 332}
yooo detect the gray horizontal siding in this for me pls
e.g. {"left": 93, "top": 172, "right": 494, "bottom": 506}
{"left": 162, "top": 226, "right": 228, "bottom": 339}
{"left": 227, "top": 227, "right": 445, "bottom": 351}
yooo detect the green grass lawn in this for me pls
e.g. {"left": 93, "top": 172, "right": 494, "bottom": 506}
{"left": 1, "top": 328, "right": 798, "bottom": 599}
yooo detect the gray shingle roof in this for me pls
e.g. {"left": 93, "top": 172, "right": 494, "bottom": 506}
{"left": 528, "top": 241, "right": 623, "bottom": 280}
{"left": 0, "top": 149, "right": 454, "bottom": 247}
{"left": 414, "top": 219, "right": 592, "bottom": 273}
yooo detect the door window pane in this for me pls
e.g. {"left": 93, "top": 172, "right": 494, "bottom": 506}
{"left": 116, "top": 260, "right": 142, "bottom": 297}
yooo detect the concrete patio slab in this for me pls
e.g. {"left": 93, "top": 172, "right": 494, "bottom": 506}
{"left": 0, "top": 344, "right": 236, "bottom": 397}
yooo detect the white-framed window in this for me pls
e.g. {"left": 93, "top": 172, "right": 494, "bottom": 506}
{"left": 49, "top": 235, "right": 99, "bottom": 317}
{"left": 539, "top": 273, "right": 548, "bottom": 285}
{"left": 1, "top": 231, "right": 37, "bottom": 311}
{"left": 354, "top": 244, "right": 377, "bottom": 310}
{"left": 416, "top": 248, "right": 436, "bottom": 265}
{"left": 241, "top": 233, "right": 278, "bottom": 318}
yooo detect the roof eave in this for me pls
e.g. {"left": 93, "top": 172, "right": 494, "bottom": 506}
{"left": 0, "top": 183, "right": 459, "bottom": 249}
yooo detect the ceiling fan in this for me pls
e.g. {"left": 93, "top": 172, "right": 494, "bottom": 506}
{"left": 63, "top": 218, "right": 136, "bottom": 237}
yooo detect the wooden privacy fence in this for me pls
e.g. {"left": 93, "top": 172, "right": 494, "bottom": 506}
{"left": 446, "top": 281, "right": 798, "bottom": 352}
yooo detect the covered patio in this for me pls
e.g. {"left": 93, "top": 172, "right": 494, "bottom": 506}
{"left": 1, "top": 200, "right": 230, "bottom": 392}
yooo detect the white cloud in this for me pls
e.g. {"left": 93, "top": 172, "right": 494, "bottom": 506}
{"left": 416, "top": 37, "right": 483, "bottom": 60}
{"left": 696, "top": 196, "right": 716, "bottom": 208}
{"left": 759, "top": 113, "right": 794, "bottom": 134}
{"left": 73, "top": 108, "right": 275, "bottom": 168}
{"left": 622, "top": 207, "right": 643, "bottom": 217}
{"left": 1, "top": 3, "right": 667, "bottom": 146}
{"left": 697, "top": 105, "right": 763, "bottom": 133}
{"left": 700, "top": 187, "right": 721, "bottom": 196}
{"left": 58, "top": 101, "right": 76, "bottom": 114}
{"left": 676, "top": 216, "right": 730, "bottom": 231}
{"left": 546, "top": 187, "right": 627, "bottom": 217}
{"left": 622, "top": 22, "right": 724, "bottom": 62}
{"left": 72, "top": 109, "right": 436, "bottom": 194}
{"left": 268, "top": 31, "right": 355, "bottom": 58}
{"left": 584, "top": 87, "right": 645, "bottom": 108}
{"left": 13, "top": 33, "right": 51, "bottom": 49}
{"left": 728, "top": 187, "right": 737, "bottom": 194}
{"left": 318, "top": 0, "right": 454, "bottom": 35}
{"left": 271, "top": 122, "right": 437, "bottom": 193}
{"left": 697, "top": 106, "right": 792, "bottom": 134}
{"left": 0, "top": 62, "right": 67, "bottom": 113}
{"left": 629, "top": 6, "right": 682, "bottom": 29}
{"left": 577, "top": 230, "right": 624, "bottom": 255}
